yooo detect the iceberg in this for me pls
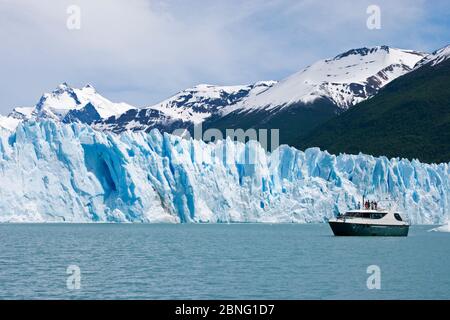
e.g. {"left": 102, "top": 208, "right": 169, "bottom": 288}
{"left": 0, "top": 120, "right": 448, "bottom": 223}
{"left": 430, "top": 223, "right": 450, "bottom": 232}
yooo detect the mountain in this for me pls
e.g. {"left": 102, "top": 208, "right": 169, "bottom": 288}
{"left": 0, "top": 81, "right": 276, "bottom": 132}
{"left": 0, "top": 45, "right": 441, "bottom": 160}
{"left": 91, "top": 46, "right": 426, "bottom": 140}
{"left": 0, "top": 120, "right": 447, "bottom": 223}
{"left": 0, "top": 46, "right": 427, "bottom": 139}
{"left": 3, "top": 83, "right": 133, "bottom": 128}
{"left": 94, "top": 81, "right": 276, "bottom": 133}
{"left": 8, "top": 106, "right": 35, "bottom": 120}
{"left": 297, "top": 45, "right": 450, "bottom": 163}
{"left": 226, "top": 46, "right": 425, "bottom": 111}
{"left": 415, "top": 44, "right": 450, "bottom": 68}
{"left": 203, "top": 46, "right": 426, "bottom": 145}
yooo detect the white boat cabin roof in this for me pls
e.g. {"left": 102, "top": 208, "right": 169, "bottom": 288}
{"left": 345, "top": 209, "right": 395, "bottom": 214}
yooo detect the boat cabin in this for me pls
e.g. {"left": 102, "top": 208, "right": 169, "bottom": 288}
{"left": 339, "top": 210, "right": 404, "bottom": 221}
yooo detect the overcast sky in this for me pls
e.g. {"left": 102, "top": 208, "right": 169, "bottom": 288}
{"left": 0, "top": 0, "right": 449, "bottom": 114}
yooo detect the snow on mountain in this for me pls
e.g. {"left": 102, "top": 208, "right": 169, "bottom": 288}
{"left": 6, "top": 83, "right": 134, "bottom": 128}
{"left": 223, "top": 46, "right": 426, "bottom": 114}
{"left": 1, "top": 45, "right": 444, "bottom": 136}
{"left": 0, "top": 46, "right": 430, "bottom": 134}
{"left": 415, "top": 45, "right": 450, "bottom": 68}
{"left": 8, "top": 107, "right": 35, "bottom": 120}
{"left": 96, "top": 81, "right": 276, "bottom": 133}
{"left": 0, "top": 120, "right": 448, "bottom": 223}
{"left": 0, "top": 115, "right": 21, "bottom": 131}
{"left": 149, "top": 82, "right": 276, "bottom": 123}
{"left": 34, "top": 83, "right": 133, "bottom": 120}
{"left": 1, "top": 107, "right": 36, "bottom": 131}
{"left": 95, "top": 46, "right": 427, "bottom": 133}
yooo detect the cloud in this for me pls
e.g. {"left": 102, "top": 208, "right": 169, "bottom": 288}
{"left": 0, "top": 0, "right": 448, "bottom": 114}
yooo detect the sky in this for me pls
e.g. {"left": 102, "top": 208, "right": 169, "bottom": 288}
{"left": 0, "top": 0, "right": 449, "bottom": 114}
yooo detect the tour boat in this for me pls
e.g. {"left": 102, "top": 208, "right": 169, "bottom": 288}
{"left": 328, "top": 203, "right": 409, "bottom": 236}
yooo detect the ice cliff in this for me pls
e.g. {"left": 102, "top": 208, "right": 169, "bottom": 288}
{"left": 0, "top": 120, "right": 448, "bottom": 223}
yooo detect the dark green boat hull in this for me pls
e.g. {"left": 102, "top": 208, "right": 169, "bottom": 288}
{"left": 329, "top": 221, "right": 409, "bottom": 237}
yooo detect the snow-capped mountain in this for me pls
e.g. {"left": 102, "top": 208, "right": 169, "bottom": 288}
{"left": 415, "top": 44, "right": 450, "bottom": 68}
{"left": 150, "top": 82, "right": 277, "bottom": 123}
{"left": 96, "top": 81, "right": 276, "bottom": 133}
{"left": 93, "top": 46, "right": 427, "bottom": 136}
{"left": 297, "top": 44, "right": 450, "bottom": 164}
{"left": 0, "top": 120, "right": 448, "bottom": 223}
{"left": 8, "top": 106, "right": 35, "bottom": 120}
{"left": 6, "top": 83, "right": 133, "bottom": 127}
{"left": 0, "top": 45, "right": 441, "bottom": 139}
{"left": 200, "top": 46, "right": 428, "bottom": 147}
{"left": 222, "top": 46, "right": 426, "bottom": 115}
{"left": 0, "top": 82, "right": 276, "bottom": 132}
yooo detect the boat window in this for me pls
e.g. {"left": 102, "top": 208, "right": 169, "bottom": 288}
{"left": 344, "top": 212, "right": 357, "bottom": 218}
{"left": 370, "top": 213, "right": 386, "bottom": 219}
{"left": 344, "top": 212, "right": 386, "bottom": 219}
{"left": 345, "top": 212, "right": 369, "bottom": 218}
{"left": 394, "top": 213, "right": 403, "bottom": 221}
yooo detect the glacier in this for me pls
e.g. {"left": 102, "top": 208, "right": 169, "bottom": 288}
{"left": 0, "top": 120, "right": 448, "bottom": 224}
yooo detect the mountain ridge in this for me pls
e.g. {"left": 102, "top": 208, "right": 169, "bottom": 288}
{"left": 1, "top": 44, "right": 448, "bottom": 163}
{"left": 296, "top": 45, "right": 450, "bottom": 163}
{"left": 2, "top": 45, "right": 427, "bottom": 134}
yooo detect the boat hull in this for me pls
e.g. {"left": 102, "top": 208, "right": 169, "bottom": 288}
{"left": 329, "top": 221, "right": 409, "bottom": 237}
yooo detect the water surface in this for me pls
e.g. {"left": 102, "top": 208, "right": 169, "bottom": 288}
{"left": 0, "top": 224, "right": 448, "bottom": 299}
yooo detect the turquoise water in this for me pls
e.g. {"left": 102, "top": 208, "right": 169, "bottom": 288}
{"left": 0, "top": 224, "right": 448, "bottom": 299}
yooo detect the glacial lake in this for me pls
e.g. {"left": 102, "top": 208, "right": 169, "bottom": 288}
{"left": 0, "top": 223, "right": 448, "bottom": 299}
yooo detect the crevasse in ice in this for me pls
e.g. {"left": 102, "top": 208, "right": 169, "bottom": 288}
{"left": 0, "top": 120, "right": 448, "bottom": 223}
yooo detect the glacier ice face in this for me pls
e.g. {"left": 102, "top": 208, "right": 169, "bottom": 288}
{"left": 0, "top": 120, "right": 448, "bottom": 223}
